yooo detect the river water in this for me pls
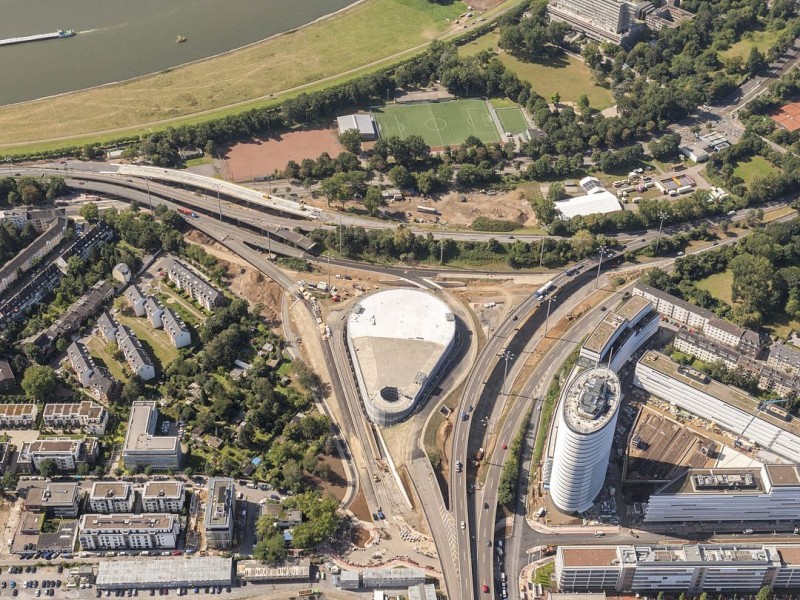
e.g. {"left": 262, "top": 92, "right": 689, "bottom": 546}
{"left": 0, "top": 0, "right": 355, "bottom": 107}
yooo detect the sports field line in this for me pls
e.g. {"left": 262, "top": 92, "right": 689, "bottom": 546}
{"left": 427, "top": 102, "right": 446, "bottom": 148}
{"left": 466, "top": 107, "right": 497, "bottom": 136}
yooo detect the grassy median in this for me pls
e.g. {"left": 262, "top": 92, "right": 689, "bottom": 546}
{"left": 0, "top": 0, "right": 466, "bottom": 150}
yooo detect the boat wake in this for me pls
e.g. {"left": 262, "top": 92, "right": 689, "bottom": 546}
{"left": 78, "top": 28, "right": 100, "bottom": 34}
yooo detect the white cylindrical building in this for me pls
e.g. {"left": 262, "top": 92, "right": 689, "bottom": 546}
{"left": 549, "top": 367, "right": 621, "bottom": 513}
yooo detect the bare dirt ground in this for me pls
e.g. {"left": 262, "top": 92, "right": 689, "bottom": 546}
{"left": 302, "top": 188, "right": 538, "bottom": 229}
{"left": 351, "top": 525, "right": 372, "bottom": 548}
{"left": 307, "top": 454, "right": 349, "bottom": 503}
{"left": 221, "top": 128, "right": 344, "bottom": 181}
{"left": 185, "top": 230, "right": 284, "bottom": 322}
{"left": 349, "top": 488, "right": 371, "bottom": 523}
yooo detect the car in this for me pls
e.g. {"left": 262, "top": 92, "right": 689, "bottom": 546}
{"left": 461, "top": 521, "right": 466, "bottom": 529}
{"left": 501, "top": 442, "right": 507, "bottom": 450}
{"left": 484, "top": 502, "right": 489, "bottom": 509}
{"left": 12, "top": 590, "right": 18, "bottom": 597}
{"left": 1, "top": 582, "right": 6, "bottom": 588}
{"left": 35, "top": 590, "right": 41, "bottom": 597}
{"left": 486, "top": 540, "right": 492, "bottom": 546}
{"left": 482, "top": 584, "right": 490, "bottom": 593}
{"left": 600, "top": 306, "right": 607, "bottom": 311}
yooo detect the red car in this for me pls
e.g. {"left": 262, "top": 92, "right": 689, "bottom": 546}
{"left": 482, "top": 584, "right": 490, "bottom": 593}
{"left": 501, "top": 442, "right": 507, "bottom": 450}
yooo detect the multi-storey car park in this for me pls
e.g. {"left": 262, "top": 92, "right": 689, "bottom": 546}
{"left": 345, "top": 289, "right": 457, "bottom": 426}
{"left": 634, "top": 351, "right": 800, "bottom": 463}
{"left": 556, "top": 544, "right": 800, "bottom": 594}
{"left": 547, "top": 367, "right": 622, "bottom": 513}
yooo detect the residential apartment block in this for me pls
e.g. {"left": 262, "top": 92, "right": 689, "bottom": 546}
{"left": 141, "top": 481, "right": 185, "bottom": 513}
{"left": 556, "top": 544, "right": 800, "bottom": 593}
{"left": 0, "top": 360, "right": 15, "bottom": 392}
{"left": 88, "top": 482, "right": 135, "bottom": 514}
{"left": 124, "top": 285, "right": 146, "bottom": 317}
{"left": 0, "top": 403, "right": 38, "bottom": 428}
{"left": 55, "top": 222, "right": 114, "bottom": 273}
{"left": 43, "top": 400, "right": 109, "bottom": 436}
{"left": 78, "top": 514, "right": 179, "bottom": 551}
{"left": 17, "top": 437, "right": 98, "bottom": 473}
{"left": 204, "top": 478, "right": 235, "bottom": 549}
{"left": 644, "top": 464, "right": 800, "bottom": 524}
{"left": 161, "top": 308, "right": 191, "bottom": 349}
{"left": 96, "top": 311, "right": 118, "bottom": 343}
{"left": 144, "top": 296, "right": 164, "bottom": 329}
{"left": 112, "top": 263, "right": 132, "bottom": 284}
{"left": 547, "top": 0, "right": 645, "bottom": 45}
{"left": 115, "top": 325, "right": 156, "bottom": 381}
{"left": 0, "top": 216, "right": 67, "bottom": 295}
{"left": 66, "top": 342, "right": 120, "bottom": 403}
{"left": 122, "top": 401, "right": 181, "bottom": 471}
{"left": 164, "top": 259, "right": 224, "bottom": 312}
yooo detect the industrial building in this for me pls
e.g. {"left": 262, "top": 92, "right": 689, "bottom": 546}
{"left": 579, "top": 296, "right": 658, "bottom": 370}
{"left": 338, "top": 567, "right": 426, "bottom": 590}
{"left": 88, "top": 482, "right": 135, "bottom": 514}
{"left": 337, "top": 114, "right": 377, "bottom": 140}
{"left": 141, "top": 480, "right": 185, "bottom": 513}
{"left": 96, "top": 557, "right": 233, "bottom": 591}
{"left": 555, "top": 544, "right": 800, "bottom": 593}
{"left": 548, "top": 367, "right": 622, "bottom": 513}
{"left": 204, "top": 477, "right": 235, "bottom": 549}
{"left": 122, "top": 401, "right": 182, "bottom": 471}
{"left": 346, "top": 289, "right": 457, "bottom": 426}
{"left": 78, "top": 513, "right": 179, "bottom": 551}
{"left": 408, "top": 583, "right": 437, "bottom": 600}
{"left": 554, "top": 191, "right": 622, "bottom": 220}
{"left": 634, "top": 351, "right": 800, "bottom": 463}
{"left": 644, "top": 464, "right": 800, "bottom": 524}
{"left": 236, "top": 559, "right": 310, "bottom": 582}
{"left": 43, "top": 400, "right": 109, "bottom": 436}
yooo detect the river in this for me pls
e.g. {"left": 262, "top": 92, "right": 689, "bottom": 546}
{"left": 0, "top": 0, "right": 356, "bottom": 107}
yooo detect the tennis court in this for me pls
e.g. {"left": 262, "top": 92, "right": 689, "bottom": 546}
{"left": 496, "top": 106, "right": 529, "bottom": 135}
{"left": 371, "top": 99, "right": 502, "bottom": 147}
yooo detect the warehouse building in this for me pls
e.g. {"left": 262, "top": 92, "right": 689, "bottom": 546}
{"left": 644, "top": 464, "right": 800, "bottom": 524}
{"left": 96, "top": 557, "right": 233, "bottom": 591}
{"left": 634, "top": 351, "right": 800, "bottom": 463}
{"left": 236, "top": 559, "right": 310, "bottom": 582}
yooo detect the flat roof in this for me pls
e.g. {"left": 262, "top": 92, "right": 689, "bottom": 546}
{"left": 24, "top": 483, "right": 78, "bottom": 508}
{"left": 124, "top": 401, "right": 179, "bottom": 452}
{"left": 205, "top": 478, "right": 233, "bottom": 529}
{"left": 89, "top": 482, "right": 131, "bottom": 499}
{"left": 659, "top": 468, "right": 766, "bottom": 496}
{"left": 96, "top": 557, "right": 233, "bottom": 588}
{"left": 555, "top": 190, "right": 622, "bottom": 219}
{"left": 765, "top": 464, "right": 800, "bottom": 486}
{"left": 777, "top": 546, "right": 800, "bottom": 565}
{"left": 142, "top": 480, "right": 183, "bottom": 499}
{"left": 236, "top": 559, "right": 310, "bottom": 580}
{"left": 347, "top": 289, "right": 456, "bottom": 415}
{"left": 561, "top": 368, "right": 621, "bottom": 435}
{"left": 81, "top": 513, "right": 176, "bottom": 531}
{"left": 0, "top": 403, "right": 36, "bottom": 417}
{"left": 337, "top": 114, "right": 375, "bottom": 136}
{"left": 583, "top": 314, "right": 627, "bottom": 354}
{"left": 560, "top": 547, "right": 619, "bottom": 567}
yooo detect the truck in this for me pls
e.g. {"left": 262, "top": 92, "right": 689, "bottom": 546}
{"left": 475, "top": 447, "right": 485, "bottom": 461}
{"left": 177, "top": 207, "right": 199, "bottom": 218}
{"left": 417, "top": 205, "right": 440, "bottom": 215}
{"left": 536, "top": 507, "right": 546, "bottom": 518}
{"left": 534, "top": 280, "right": 555, "bottom": 299}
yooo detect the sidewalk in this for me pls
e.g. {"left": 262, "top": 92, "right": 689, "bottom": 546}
{"left": 518, "top": 555, "right": 555, "bottom": 600}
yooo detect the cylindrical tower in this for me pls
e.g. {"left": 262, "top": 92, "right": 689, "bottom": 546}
{"left": 549, "top": 367, "right": 621, "bottom": 513}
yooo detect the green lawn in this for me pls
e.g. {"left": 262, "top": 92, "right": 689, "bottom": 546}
{"left": 721, "top": 26, "right": 783, "bottom": 60}
{"left": 372, "top": 99, "right": 501, "bottom": 147}
{"left": 460, "top": 30, "right": 614, "bottom": 109}
{"left": 86, "top": 337, "right": 129, "bottom": 383}
{"left": 495, "top": 106, "right": 529, "bottom": 134}
{"left": 695, "top": 270, "right": 735, "bottom": 306}
{"left": 116, "top": 314, "right": 179, "bottom": 373}
{"left": 733, "top": 155, "right": 780, "bottom": 188}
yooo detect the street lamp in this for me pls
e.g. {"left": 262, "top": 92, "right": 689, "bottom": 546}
{"left": 501, "top": 350, "right": 515, "bottom": 397}
{"left": 216, "top": 184, "right": 223, "bottom": 221}
{"left": 544, "top": 296, "right": 557, "bottom": 337}
{"left": 595, "top": 245, "right": 607, "bottom": 289}
{"left": 654, "top": 211, "right": 668, "bottom": 254}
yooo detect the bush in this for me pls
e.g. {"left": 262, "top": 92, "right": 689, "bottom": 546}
{"left": 471, "top": 217, "right": 519, "bottom": 232}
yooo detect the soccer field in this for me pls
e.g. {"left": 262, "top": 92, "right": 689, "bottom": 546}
{"left": 496, "top": 106, "right": 529, "bottom": 135}
{"left": 371, "top": 99, "right": 502, "bottom": 147}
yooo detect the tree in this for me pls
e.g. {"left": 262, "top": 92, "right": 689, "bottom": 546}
{"left": 338, "top": 129, "right": 362, "bottom": 155}
{"left": 730, "top": 253, "right": 778, "bottom": 315}
{"left": 79, "top": 202, "right": 100, "bottom": 224}
{"left": 756, "top": 586, "right": 772, "bottom": 600}
{"left": 120, "top": 375, "right": 145, "bottom": 404}
{"left": 1, "top": 472, "right": 19, "bottom": 494}
{"left": 253, "top": 532, "right": 288, "bottom": 564}
{"left": 21, "top": 365, "right": 57, "bottom": 403}
{"left": 547, "top": 182, "right": 566, "bottom": 202}
{"left": 571, "top": 229, "right": 596, "bottom": 259}
{"left": 37, "top": 459, "right": 57, "bottom": 478}
{"left": 551, "top": 92, "right": 561, "bottom": 106}
{"left": 362, "top": 187, "right": 387, "bottom": 216}
{"left": 746, "top": 47, "right": 766, "bottom": 75}
{"left": 648, "top": 134, "right": 681, "bottom": 162}
{"left": 388, "top": 165, "right": 414, "bottom": 189}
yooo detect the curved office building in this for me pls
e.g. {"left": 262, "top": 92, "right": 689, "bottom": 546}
{"left": 346, "top": 289, "right": 456, "bottom": 426}
{"left": 550, "top": 367, "right": 621, "bottom": 513}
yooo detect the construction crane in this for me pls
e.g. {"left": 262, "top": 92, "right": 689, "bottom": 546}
{"left": 735, "top": 398, "right": 789, "bottom": 448}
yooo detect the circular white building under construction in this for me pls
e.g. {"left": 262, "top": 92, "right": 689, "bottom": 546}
{"left": 549, "top": 367, "right": 621, "bottom": 513}
{"left": 346, "top": 289, "right": 456, "bottom": 426}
